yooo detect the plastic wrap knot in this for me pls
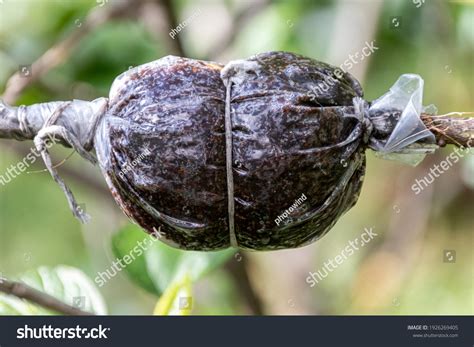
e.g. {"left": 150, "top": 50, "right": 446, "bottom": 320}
{"left": 364, "top": 74, "right": 437, "bottom": 166}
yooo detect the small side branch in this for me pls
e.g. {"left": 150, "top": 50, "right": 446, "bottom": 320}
{"left": 0, "top": 277, "right": 93, "bottom": 316}
{"left": 208, "top": 0, "right": 270, "bottom": 60}
{"left": 225, "top": 256, "right": 264, "bottom": 315}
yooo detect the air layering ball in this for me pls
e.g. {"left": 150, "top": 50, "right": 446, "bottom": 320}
{"left": 95, "top": 51, "right": 369, "bottom": 251}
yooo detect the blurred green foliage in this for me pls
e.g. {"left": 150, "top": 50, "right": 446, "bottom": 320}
{"left": 0, "top": 0, "right": 472, "bottom": 315}
{"left": 112, "top": 224, "right": 233, "bottom": 296}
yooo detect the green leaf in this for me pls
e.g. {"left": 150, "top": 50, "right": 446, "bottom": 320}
{"left": 111, "top": 224, "right": 159, "bottom": 294}
{"left": 0, "top": 266, "right": 107, "bottom": 315}
{"left": 112, "top": 224, "right": 234, "bottom": 296}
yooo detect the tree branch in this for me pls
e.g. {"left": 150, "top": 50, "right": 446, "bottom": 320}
{"left": 364, "top": 107, "right": 473, "bottom": 149}
{"left": 0, "top": 277, "right": 93, "bottom": 315}
{"left": 421, "top": 113, "right": 474, "bottom": 147}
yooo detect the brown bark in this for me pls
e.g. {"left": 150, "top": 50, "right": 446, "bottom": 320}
{"left": 421, "top": 113, "right": 474, "bottom": 148}
{"left": 0, "top": 278, "right": 93, "bottom": 315}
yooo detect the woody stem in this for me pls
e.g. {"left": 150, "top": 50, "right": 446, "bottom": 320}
{"left": 420, "top": 113, "right": 474, "bottom": 148}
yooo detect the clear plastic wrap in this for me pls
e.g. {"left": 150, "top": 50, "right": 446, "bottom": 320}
{"left": 92, "top": 52, "right": 369, "bottom": 250}
{"left": 367, "top": 74, "right": 437, "bottom": 165}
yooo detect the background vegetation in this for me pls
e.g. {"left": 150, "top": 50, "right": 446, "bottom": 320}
{"left": 0, "top": 0, "right": 472, "bottom": 315}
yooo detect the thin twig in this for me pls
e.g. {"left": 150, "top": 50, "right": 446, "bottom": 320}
{"left": 225, "top": 255, "right": 264, "bottom": 315}
{"left": 1, "top": 142, "right": 111, "bottom": 199}
{"left": 359, "top": 107, "right": 473, "bottom": 149}
{"left": 159, "top": 0, "right": 186, "bottom": 57}
{"left": 139, "top": 0, "right": 186, "bottom": 57}
{"left": 0, "top": 277, "right": 93, "bottom": 315}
